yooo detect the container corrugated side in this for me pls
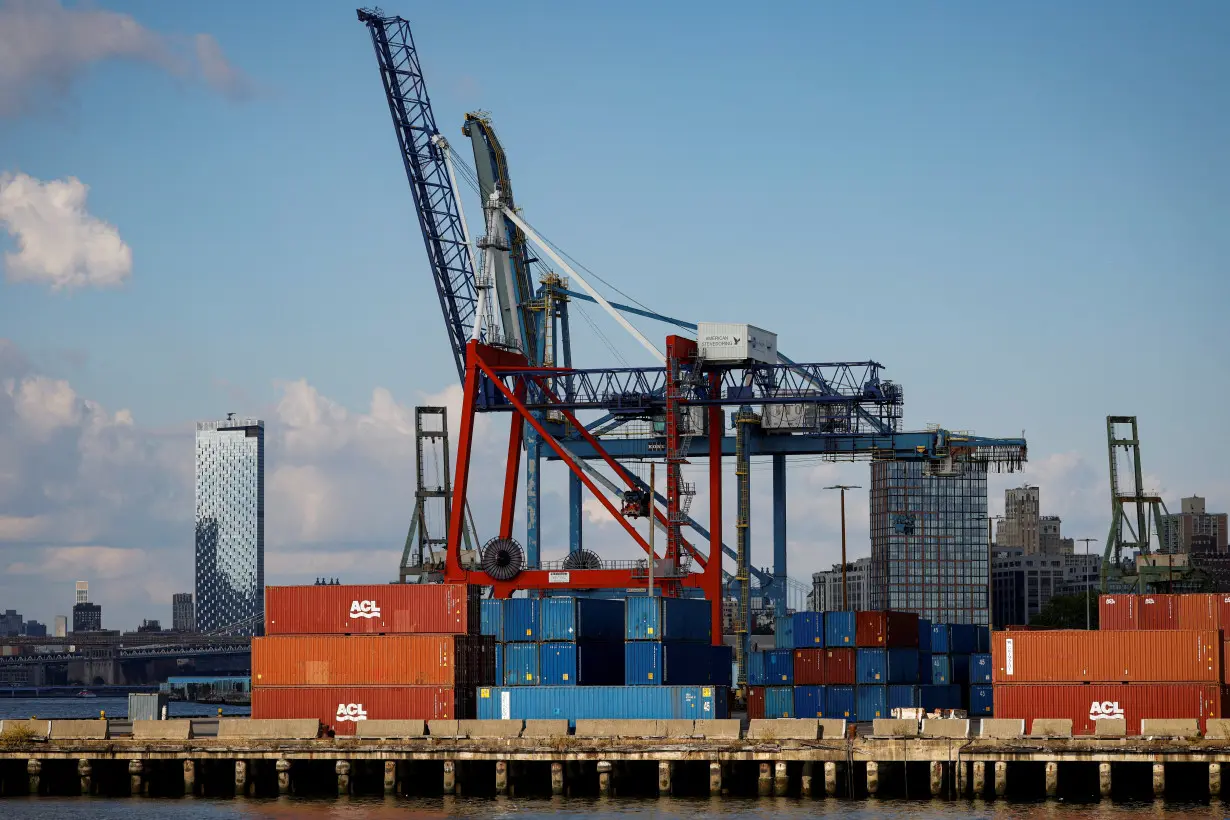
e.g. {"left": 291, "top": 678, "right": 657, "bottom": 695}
{"left": 824, "top": 648, "right": 856, "bottom": 684}
{"left": 539, "top": 642, "right": 576, "bottom": 685}
{"left": 476, "top": 684, "right": 727, "bottom": 726}
{"left": 929, "top": 624, "right": 950, "bottom": 654}
{"left": 252, "top": 686, "right": 462, "bottom": 734}
{"left": 502, "top": 598, "right": 539, "bottom": 642}
{"left": 855, "top": 611, "right": 886, "bottom": 647}
{"left": 887, "top": 685, "right": 918, "bottom": 712}
{"left": 951, "top": 654, "right": 970, "bottom": 684}
{"left": 1218, "top": 595, "right": 1230, "bottom": 633}
{"left": 826, "top": 685, "right": 855, "bottom": 719}
{"left": 928, "top": 654, "right": 951, "bottom": 685}
{"left": 774, "top": 615, "right": 794, "bottom": 649}
{"left": 793, "top": 685, "right": 825, "bottom": 717}
{"left": 794, "top": 648, "right": 826, "bottom": 685}
{"left": 856, "top": 648, "right": 886, "bottom": 684}
{"left": 764, "top": 686, "right": 794, "bottom": 718}
{"left": 252, "top": 635, "right": 494, "bottom": 687}
{"left": 711, "top": 646, "right": 733, "bottom": 687}
{"left": 920, "top": 684, "right": 962, "bottom": 711}
{"left": 969, "top": 685, "right": 993, "bottom": 716}
{"left": 661, "top": 598, "right": 710, "bottom": 642}
{"left": 1173, "top": 594, "right": 1219, "bottom": 631}
{"left": 1099, "top": 595, "right": 1138, "bottom": 630}
{"left": 540, "top": 597, "right": 624, "bottom": 642}
{"left": 264, "top": 584, "right": 476, "bottom": 635}
{"left": 974, "top": 626, "right": 990, "bottom": 653}
{"left": 502, "top": 643, "right": 539, "bottom": 686}
{"left": 970, "top": 653, "right": 993, "bottom": 684}
{"left": 856, "top": 685, "right": 888, "bottom": 721}
{"left": 917, "top": 618, "right": 932, "bottom": 652}
{"left": 625, "top": 641, "right": 721, "bottom": 686}
{"left": 480, "top": 600, "right": 502, "bottom": 641}
{"left": 792, "top": 612, "right": 824, "bottom": 646}
{"left": 1138, "top": 595, "right": 1175, "bottom": 630}
{"left": 993, "top": 683, "right": 1222, "bottom": 735}
{"left": 825, "top": 612, "right": 856, "bottom": 647}
{"left": 992, "top": 630, "right": 1220, "bottom": 683}
{"left": 885, "top": 648, "right": 920, "bottom": 683}
{"left": 747, "top": 651, "right": 767, "bottom": 686}
{"left": 543, "top": 641, "right": 622, "bottom": 685}
{"left": 127, "top": 693, "right": 169, "bottom": 722}
{"left": 747, "top": 686, "right": 765, "bottom": 720}
{"left": 764, "top": 649, "right": 793, "bottom": 684}
{"left": 886, "top": 612, "right": 920, "bottom": 648}
{"left": 948, "top": 624, "right": 976, "bottom": 654}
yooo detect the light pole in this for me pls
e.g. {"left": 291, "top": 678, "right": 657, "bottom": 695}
{"left": 1078, "top": 538, "right": 1098, "bottom": 630}
{"left": 824, "top": 485, "right": 861, "bottom": 610}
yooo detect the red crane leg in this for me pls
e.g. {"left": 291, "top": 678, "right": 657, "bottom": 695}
{"left": 498, "top": 383, "right": 526, "bottom": 539}
{"left": 445, "top": 343, "right": 483, "bottom": 581}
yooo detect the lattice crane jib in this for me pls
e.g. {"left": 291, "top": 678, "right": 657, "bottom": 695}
{"left": 1101, "top": 415, "right": 1173, "bottom": 593}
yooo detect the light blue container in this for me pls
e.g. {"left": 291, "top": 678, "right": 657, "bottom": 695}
{"left": 856, "top": 685, "right": 888, "bottom": 721}
{"left": 625, "top": 596, "right": 710, "bottom": 642}
{"left": 503, "top": 642, "right": 539, "bottom": 685}
{"left": 856, "top": 648, "right": 886, "bottom": 683}
{"left": 826, "top": 685, "right": 856, "bottom": 719}
{"left": 502, "top": 598, "right": 539, "bottom": 642}
{"left": 476, "top": 685, "right": 728, "bottom": 726}
{"left": 494, "top": 643, "right": 503, "bottom": 685}
{"left": 765, "top": 649, "right": 794, "bottom": 684}
{"left": 747, "top": 651, "right": 767, "bottom": 686}
{"left": 929, "top": 654, "right": 952, "bottom": 685}
{"left": 480, "top": 599, "right": 503, "bottom": 641}
{"left": 764, "top": 686, "right": 794, "bottom": 718}
{"left": 792, "top": 612, "right": 825, "bottom": 646}
{"left": 540, "top": 597, "right": 625, "bottom": 642}
{"left": 793, "top": 685, "right": 825, "bottom": 718}
{"left": 970, "top": 684, "right": 993, "bottom": 716}
{"left": 825, "top": 611, "right": 856, "bottom": 647}
{"left": 930, "top": 623, "right": 950, "bottom": 654}
{"left": 970, "top": 653, "right": 993, "bottom": 684}
{"left": 539, "top": 641, "right": 624, "bottom": 686}
{"left": 774, "top": 615, "right": 795, "bottom": 650}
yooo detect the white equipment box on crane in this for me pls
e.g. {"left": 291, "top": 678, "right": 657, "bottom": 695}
{"left": 696, "top": 323, "right": 778, "bottom": 365}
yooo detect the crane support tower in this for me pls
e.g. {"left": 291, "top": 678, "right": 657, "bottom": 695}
{"left": 399, "top": 407, "right": 477, "bottom": 583}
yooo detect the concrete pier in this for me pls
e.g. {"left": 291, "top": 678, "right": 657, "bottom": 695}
{"left": 972, "top": 761, "right": 986, "bottom": 796}
{"left": 929, "top": 761, "right": 943, "bottom": 796}
{"left": 824, "top": 761, "right": 837, "bottom": 796}
{"left": 597, "top": 761, "right": 612, "bottom": 796}
{"left": 1045, "top": 761, "right": 1058, "bottom": 797}
{"left": 276, "top": 759, "right": 290, "bottom": 795}
{"left": 866, "top": 760, "right": 879, "bottom": 795}
{"left": 994, "top": 761, "right": 1007, "bottom": 797}
{"left": 1153, "top": 763, "right": 1165, "bottom": 798}
{"left": 552, "top": 761, "right": 565, "bottom": 795}
{"left": 234, "top": 759, "right": 247, "bottom": 796}
{"left": 336, "top": 760, "right": 350, "bottom": 795}
{"left": 27, "top": 758, "right": 40, "bottom": 795}
{"left": 774, "top": 761, "right": 788, "bottom": 796}
{"left": 128, "top": 759, "right": 144, "bottom": 796}
{"left": 1099, "top": 762, "right": 1112, "bottom": 798}
{"left": 708, "top": 761, "right": 721, "bottom": 796}
{"left": 78, "top": 758, "right": 92, "bottom": 796}
{"left": 758, "top": 762, "right": 771, "bottom": 796}
{"left": 443, "top": 759, "right": 456, "bottom": 795}
{"left": 384, "top": 761, "right": 397, "bottom": 795}
{"left": 1211, "top": 762, "right": 1221, "bottom": 798}
{"left": 496, "top": 760, "right": 509, "bottom": 795}
{"left": 657, "top": 760, "right": 671, "bottom": 795}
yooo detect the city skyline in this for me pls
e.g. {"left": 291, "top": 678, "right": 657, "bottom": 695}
{"left": 1, "top": 2, "right": 1228, "bottom": 627}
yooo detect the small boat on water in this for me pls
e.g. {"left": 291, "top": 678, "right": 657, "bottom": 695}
{"left": 74, "top": 690, "right": 98, "bottom": 698}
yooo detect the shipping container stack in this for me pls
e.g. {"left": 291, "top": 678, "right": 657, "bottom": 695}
{"left": 750, "top": 611, "right": 988, "bottom": 722}
{"left": 991, "top": 593, "right": 1229, "bottom": 735}
{"left": 476, "top": 595, "right": 732, "bottom": 725}
{"left": 253, "top": 584, "right": 495, "bottom": 735}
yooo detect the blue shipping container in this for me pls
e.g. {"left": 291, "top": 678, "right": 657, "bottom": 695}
{"left": 928, "top": 654, "right": 952, "bottom": 685}
{"left": 540, "top": 641, "right": 624, "bottom": 686}
{"left": 540, "top": 597, "right": 625, "bottom": 642}
{"left": 711, "top": 646, "right": 734, "bottom": 687}
{"left": 792, "top": 612, "right": 825, "bottom": 646}
{"left": 625, "top": 642, "right": 726, "bottom": 686}
{"left": 948, "top": 624, "right": 976, "bottom": 654}
{"left": 793, "top": 685, "right": 825, "bottom": 718}
{"left": 502, "top": 598, "right": 539, "bottom": 642}
{"left": 765, "top": 649, "right": 794, "bottom": 684}
{"left": 825, "top": 611, "right": 856, "bottom": 647}
{"left": 974, "top": 626, "right": 991, "bottom": 653}
{"left": 480, "top": 599, "right": 503, "bottom": 641}
{"left": 774, "top": 615, "right": 795, "bottom": 650}
{"left": 477, "top": 685, "right": 727, "bottom": 726}
{"left": 826, "top": 685, "right": 856, "bottom": 719}
{"left": 970, "top": 684, "right": 993, "bottom": 716}
{"left": 888, "top": 684, "right": 919, "bottom": 712}
{"left": 886, "top": 648, "right": 920, "bottom": 683}
{"left": 503, "top": 642, "right": 539, "bottom": 685}
{"left": 917, "top": 618, "right": 932, "bottom": 652}
{"left": 494, "top": 644, "right": 503, "bottom": 686}
{"left": 951, "top": 654, "right": 970, "bottom": 684}
{"left": 857, "top": 648, "right": 886, "bottom": 684}
{"left": 625, "top": 597, "right": 710, "bottom": 642}
{"left": 929, "top": 624, "right": 950, "bottom": 654}
{"left": 764, "top": 686, "right": 794, "bottom": 718}
{"left": 747, "top": 652, "right": 767, "bottom": 686}
{"left": 920, "top": 684, "right": 963, "bottom": 711}
{"left": 856, "top": 685, "right": 888, "bottom": 721}
{"left": 970, "top": 653, "right": 993, "bottom": 684}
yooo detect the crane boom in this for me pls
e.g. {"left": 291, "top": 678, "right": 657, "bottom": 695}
{"left": 358, "top": 9, "right": 478, "bottom": 383}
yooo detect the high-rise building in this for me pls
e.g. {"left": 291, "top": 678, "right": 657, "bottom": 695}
{"left": 53, "top": 616, "right": 68, "bottom": 638}
{"left": 1161, "top": 496, "right": 1228, "bottom": 554}
{"left": 195, "top": 415, "right": 265, "bottom": 635}
{"left": 870, "top": 460, "right": 989, "bottom": 625}
{"left": 172, "top": 593, "right": 196, "bottom": 632}
{"left": 0, "top": 610, "right": 22, "bottom": 636}
{"left": 809, "top": 557, "right": 873, "bottom": 612}
{"left": 72, "top": 602, "right": 101, "bottom": 632}
{"left": 24, "top": 620, "right": 46, "bottom": 637}
{"left": 996, "top": 486, "right": 1073, "bottom": 554}
{"left": 991, "top": 548, "right": 1100, "bottom": 627}
{"left": 76, "top": 581, "right": 89, "bottom": 604}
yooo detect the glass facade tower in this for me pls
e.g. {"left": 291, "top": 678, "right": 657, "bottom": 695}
{"left": 195, "top": 416, "right": 264, "bottom": 635}
{"left": 870, "top": 460, "right": 989, "bottom": 625}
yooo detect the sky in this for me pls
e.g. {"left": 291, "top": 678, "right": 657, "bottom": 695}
{"left": 0, "top": 0, "right": 1227, "bottom": 630}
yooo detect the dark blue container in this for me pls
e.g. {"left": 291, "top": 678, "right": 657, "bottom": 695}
{"left": 792, "top": 612, "right": 825, "bottom": 647}
{"left": 826, "top": 685, "right": 856, "bottom": 719}
{"left": 887, "top": 684, "right": 919, "bottom": 712}
{"left": 948, "top": 624, "right": 976, "bottom": 654}
{"left": 503, "top": 642, "right": 539, "bottom": 685}
{"left": 540, "top": 597, "right": 625, "bottom": 642}
{"left": 970, "top": 653, "right": 993, "bottom": 684}
{"left": 711, "top": 645, "right": 734, "bottom": 686}
{"left": 747, "top": 651, "right": 767, "bottom": 686}
{"left": 974, "top": 626, "right": 991, "bottom": 653}
{"left": 480, "top": 599, "right": 503, "bottom": 641}
{"left": 625, "top": 597, "right": 710, "bottom": 642}
{"left": 917, "top": 618, "right": 932, "bottom": 652}
{"left": 625, "top": 641, "right": 728, "bottom": 686}
{"left": 540, "top": 641, "right": 624, "bottom": 686}
{"left": 886, "top": 648, "right": 920, "bottom": 683}
{"left": 502, "top": 598, "right": 539, "bottom": 642}
{"left": 970, "top": 684, "right": 993, "bottom": 716}
{"left": 825, "top": 611, "right": 857, "bottom": 647}
{"left": 793, "top": 685, "right": 825, "bottom": 718}
{"left": 857, "top": 648, "right": 887, "bottom": 684}
{"left": 930, "top": 623, "right": 950, "bottom": 654}
{"left": 918, "top": 651, "right": 932, "bottom": 683}
{"left": 774, "top": 616, "right": 795, "bottom": 650}
{"left": 920, "top": 684, "right": 963, "bottom": 711}
{"left": 477, "top": 685, "right": 727, "bottom": 726}
{"left": 764, "top": 649, "right": 794, "bottom": 684}
{"left": 856, "top": 685, "right": 888, "bottom": 721}
{"left": 764, "top": 686, "right": 794, "bottom": 718}
{"left": 928, "top": 654, "right": 952, "bottom": 685}
{"left": 951, "top": 654, "right": 971, "bottom": 684}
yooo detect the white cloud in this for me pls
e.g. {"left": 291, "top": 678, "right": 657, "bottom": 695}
{"left": 0, "top": 0, "right": 250, "bottom": 117}
{"left": 0, "top": 172, "right": 132, "bottom": 291}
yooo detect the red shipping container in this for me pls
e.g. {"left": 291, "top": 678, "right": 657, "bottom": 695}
{"left": 1217, "top": 595, "right": 1230, "bottom": 632}
{"left": 994, "top": 683, "right": 1222, "bottom": 736}
{"left": 824, "top": 648, "right": 856, "bottom": 684}
{"left": 993, "top": 629, "right": 1220, "bottom": 684}
{"left": 855, "top": 611, "right": 919, "bottom": 648}
{"left": 1098, "top": 595, "right": 1138, "bottom": 630}
{"left": 1173, "top": 594, "right": 1219, "bottom": 631}
{"left": 1137, "top": 594, "right": 1175, "bottom": 629}
{"left": 253, "top": 635, "right": 495, "bottom": 687}
{"left": 252, "top": 686, "right": 465, "bottom": 735}
{"left": 265, "top": 584, "right": 478, "bottom": 635}
{"left": 793, "top": 649, "right": 825, "bottom": 685}
{"left": 747, "top": 686, "right": 765, "bottom": 720}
